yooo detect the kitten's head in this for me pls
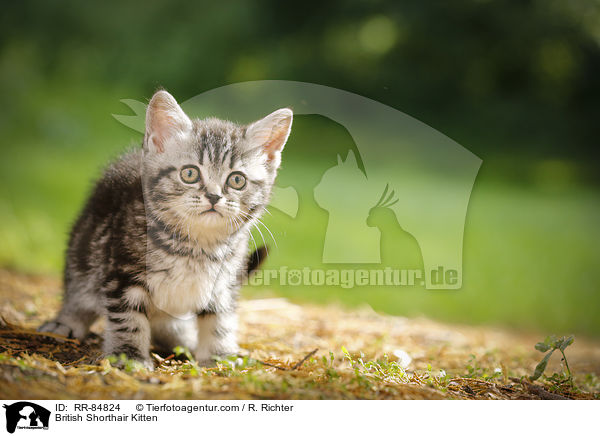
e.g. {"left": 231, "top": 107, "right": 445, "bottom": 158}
{"left": 141, "top": 90, "right": 292, "bottom": 244}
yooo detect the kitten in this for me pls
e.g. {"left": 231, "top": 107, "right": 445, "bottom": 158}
{"left": 39, "top": 90, "right": 292, "bottom": 369}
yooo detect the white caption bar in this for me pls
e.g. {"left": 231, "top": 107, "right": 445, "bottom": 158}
{"left": 0, "top": 400, "right": 597, "bottom": 436}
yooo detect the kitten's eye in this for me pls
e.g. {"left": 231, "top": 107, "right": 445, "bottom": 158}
{"left": 226, "top": 172, "right": 246, "bottom": 190}
{"left": 180, "top": 166, "right": 200, "bottom": 184}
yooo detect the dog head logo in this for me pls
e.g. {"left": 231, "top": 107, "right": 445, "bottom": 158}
{"left": 2, "top": 402, "right": 50, "bottom": 433}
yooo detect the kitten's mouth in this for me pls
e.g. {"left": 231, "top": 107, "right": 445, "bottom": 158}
{"left": 201, "top": 207, "right": 222, "bottom": 217}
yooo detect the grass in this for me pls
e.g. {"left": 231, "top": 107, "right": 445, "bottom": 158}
{"left": 1, "top": 90, "right": 599, "bottom": 338}
{"left": 1, "top": 270, "right": 598, "bottom": 399}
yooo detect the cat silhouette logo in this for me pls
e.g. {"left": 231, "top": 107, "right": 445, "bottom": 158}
{"left": 113, "top": 80, "right": 482, "bottom": 289}
{"left": 2, "top": 402, "right": 50, "bottom": 433}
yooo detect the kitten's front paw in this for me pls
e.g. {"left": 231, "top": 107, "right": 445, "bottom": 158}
{"left": 38, "top": 320, "right": 74, "bottom": 339}
{"left": 196, "top": 350, "right": 241, "bottom": 368}
{"left": 139, "top": 357, "right": 155, "bottom": 371}
{"left": 196, "top": 358, "right": 217, "bottom": 368}
{"left": 194, "top": 342, "right": 239, "bottom": 367}
{"left": 102, "top": 353, "right": 155, "bottom": 371}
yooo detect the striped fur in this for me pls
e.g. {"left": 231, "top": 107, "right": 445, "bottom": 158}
{"left": 39, "top": 90, "right": 292, "bottom": 369}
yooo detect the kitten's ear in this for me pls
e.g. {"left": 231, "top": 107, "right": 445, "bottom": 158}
{"left": 246, "top": 108, "right": 293, "bottom": 166}
{"left": 144, "top": 90, "right": 192, "bottom": 153}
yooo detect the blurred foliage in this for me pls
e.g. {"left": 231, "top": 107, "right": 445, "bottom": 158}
{"left": 1, "top": 0, "right": 600, "bottom": 181}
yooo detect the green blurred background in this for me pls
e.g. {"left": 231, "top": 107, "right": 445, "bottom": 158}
{"left": 0, "top": 1, "right": 599, "bottom": 336}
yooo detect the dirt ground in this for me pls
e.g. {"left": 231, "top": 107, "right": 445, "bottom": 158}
{"left": 0, "top": 269, "right": 598, "bottom": 399}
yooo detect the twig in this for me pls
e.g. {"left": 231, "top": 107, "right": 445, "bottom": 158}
{"left": 525, "top": 383, "right": 570, "bottom": 400}
{"left": 250, "top": 348, "right": 319, "bottom": 371}
{"left": 291, "top": 348, "right": 318, "bottom": 370}
{"left": 256, "top": 361, "right": 289, "bottom": 371}
{"left": 0, "top": 318, "right": 80, "bottom": 344}
{"left": 65, "top": 356, "right": 87, "bottom": 366}
{"left": 510, "top": 377, "right": 571, "bottom": 400}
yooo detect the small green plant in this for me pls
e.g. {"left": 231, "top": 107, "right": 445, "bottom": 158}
{"left": 530, "top": 335, "right": 574, "bottom": 386}
{"left": 213, "top": 354, "right": 258, "bottom": 371}
{"left": 106, "top": 353, "right": 146, "bottom": 373}
{"left": 322, "top": 351, "right": 340, "bottom": 380}
{"left": 172, "top": 346, "right": 203, "bottom": 375}
{"left": 425, "top": 363, "right": 451, "bottom": 389}
{"left": 341, "top": 346, "right": 409, "bottom": 385}
{"left": 463, "top": 354, "right": 503, "bottom": 381}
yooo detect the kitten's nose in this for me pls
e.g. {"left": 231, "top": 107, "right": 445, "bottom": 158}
{"left": 205, "top": 193, "right": 221, "bottom": 206}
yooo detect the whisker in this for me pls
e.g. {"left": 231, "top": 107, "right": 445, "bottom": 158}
{"left": 245, "top": 220, "right": 258, "bottom": 252}
{"left": 255, "top": 218, "right": 278, "bottom": 249}
{"left": 237, "top": 209, "right": 278, "bottom": 248}
{"left": 251, "top": 222, "right": 268, "bottom": 255}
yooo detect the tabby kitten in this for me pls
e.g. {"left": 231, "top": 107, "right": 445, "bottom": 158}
{"left": 39, "top": 90, "right": 292, "bottom": 369}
